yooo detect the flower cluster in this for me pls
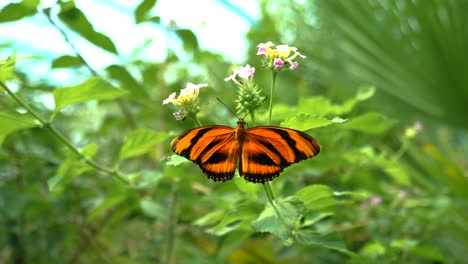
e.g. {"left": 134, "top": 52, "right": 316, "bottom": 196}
{"left": 257, "top": 41, "right": 306, "bottom": 71}
{"left": 163, "top": 83, "right": 208, "bottom": 120}
{"left": 225, "top": 64, "right": 265, "bottom": 116}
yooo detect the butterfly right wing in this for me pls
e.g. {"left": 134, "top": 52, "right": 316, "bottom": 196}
{"left": 171, "top": 126, "right": 240, "bottom": 182}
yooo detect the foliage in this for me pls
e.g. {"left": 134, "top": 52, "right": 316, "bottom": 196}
{"left": 0, "top": 0, "right": 467, "bottom": 263}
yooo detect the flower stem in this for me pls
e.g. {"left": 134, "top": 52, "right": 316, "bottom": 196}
{"left": 0, "top": 80, "right": 129, "bottom": 184}
{"left": 263, "top": 71, "right": 279, "bottom": 208}
{"left": 268, "top": 71, "right": 278, "bottom": 125}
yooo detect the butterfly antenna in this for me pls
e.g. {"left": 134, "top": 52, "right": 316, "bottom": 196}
{"left": 216, "top": 97, "right": 241, "bottom": 119}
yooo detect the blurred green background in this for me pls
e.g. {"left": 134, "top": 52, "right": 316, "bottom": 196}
{"left": 0, "top": 0, "right": 467, "bottom": 263}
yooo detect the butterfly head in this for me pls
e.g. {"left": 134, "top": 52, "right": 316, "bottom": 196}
{"left": 237, "top": 118, "right": 247, "bottom": 128}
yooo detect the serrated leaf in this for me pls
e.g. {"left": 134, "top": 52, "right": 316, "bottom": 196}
{"left": 134, "top": 0, "right": 158, "bottom": 24}
{"left": 51, "top": 55, "right": 83, "bottom": 68}
{"left": 0, "top": 0, "right": 39, "bottom": 23}
{"left": 281, "top": 113, "right": 346, "bottom": 131}
{"left": 342, "top": 112, "right": 396, "bottom": 134}
{"left": 119, "top": 129, "right": 169, "bottom": 160}
{"left": 163, "top": 155, "right": 188, "bottom": 166}
{"left": 250, "top": 196, "right": 304, "bottom": 241}
{"left": 58, "top": 1, "right": 118, "bottom": 54}
{"left": 294, "top": 230, "right": 357, "bottom": 257}
{"left": 175, "top": 29, "right": 199, "bottom": 52}
{"left": 295, "top": 185, "right": 339, "bottom": 211}
{"left": 0, "top": 111, "right": 39, "bottom": 145}
{"left": 106, "top": 65, "right": 149, "bottom": 100}
{"left": 53, "top": 77, "right": 127, "bottom": 111}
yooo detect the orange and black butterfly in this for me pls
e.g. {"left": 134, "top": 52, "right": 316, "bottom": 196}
{"left": 171, "top": 119, "right": 321, "bottom": 183}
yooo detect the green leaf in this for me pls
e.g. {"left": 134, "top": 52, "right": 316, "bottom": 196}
{"left": 163, "top": 154, "right": 189, "bottom": 166}
{"left": 53, "top": 77, "right": 127, "bottom": 111}
{"left": 140, "top": 199, "right": 164, "bottom": 219}
{"left": 134, "top": 0, "right": 159, "bottom": 24}
{"left": 0, "top": 111, "right": 39, "bottom": 145}
{"left": 341, "top": 112, "right": 397, "bottom": 135}
{"left": 51, "top": 55, "right": 83, "bottom": 68}
{"left": 0, "top": 52, "right": 17, "bottom": 82}
{"left": 294, "top": 230, "right": 357, "bottom": 257}
{"left": 58, "top": 1, "right": 118, "bottom": 54}
{"left": 105, "top": 65, "right": 149, "bottom": 100}
{"left": 48, "top": 158, "right": 92, "bottom": 192}
{"left": 193, "top": 210, "right": 224, "bottom": 226}
{"left": 207, "top": 201, "right": 258, "bottom": 236}
{"left": 119, "top": 129, "right": 170, "bottom": 160}
{"left": 355, "top": 86, "right": 376, "bottom": 101}
{"left": 0, "top": 0, "right": 39, "bottom": 23}
{"left": 175, "top": 29, "right": 199, "bottom": 52}
{"left": 295, "top": 185, "right": 339, "bottom": 211}
{"left": 81, "top": 143, "right": 98, "bottom": 160}
{"left": 281, "top": 113, "right": 347, "bottom": 131}
{"left": 250, "top": 196, "right": 304, "bottom": 241}
{"left": 87, "top": 193, "right": 128, "bottom": 223}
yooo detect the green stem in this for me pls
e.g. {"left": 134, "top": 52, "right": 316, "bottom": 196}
{"left": 392, "top": 137, "right": 409, "bottom": 162}
{"left": 190, "top": 115, "right": 203, "bottom": 127}
{"left": 1, "top": 80, "right": 128, "bottom": 184}
{"left": 267, "top": 71, "right": 278, "bottom": 125}
{"left": 263, "top": 71, "right": 279, "bottom": 209}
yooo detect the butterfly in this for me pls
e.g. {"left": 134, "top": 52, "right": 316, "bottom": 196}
{"left": 171, "top": 119, "right": 321, "bottom": 183}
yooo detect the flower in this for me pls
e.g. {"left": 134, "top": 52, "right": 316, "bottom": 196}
{"left": 163, "top": 82, "right": 208, "bottom": 120}
{"left": 224, "top": 64, "right": 265, "bottom": 116}
{"left": 224, "top": 64, "right": 255, "bottom": 86}
{"left": 404, "top": 121, "right": 424, "bottom": 138}
{"left": 257, "top": 41, "right": 306, "bottom": 71}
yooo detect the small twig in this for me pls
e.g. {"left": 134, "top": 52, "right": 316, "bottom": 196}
{"left": 1, "top": 80, "right": 128, "bottom": 184}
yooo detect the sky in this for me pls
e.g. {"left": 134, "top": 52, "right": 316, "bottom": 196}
{"left": 0, "top": 0, "right": 259, "bottom": 84}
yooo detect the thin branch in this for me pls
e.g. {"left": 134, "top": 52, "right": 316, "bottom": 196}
{"left": 1, "top": 80, "right": 128, "bottom": 184}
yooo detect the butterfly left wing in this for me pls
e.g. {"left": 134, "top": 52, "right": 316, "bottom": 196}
{"left": 239, "top": 126, "right": 321, "bottom": 183}
{"left": 171, "top": 126, "right": 240, "bottom": 182}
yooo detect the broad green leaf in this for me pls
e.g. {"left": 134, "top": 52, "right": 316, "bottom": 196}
{"left": 359, "top": 241, "right": 386, "bottom": 257}
{"left": 0, "top": 52, "right": 17, "bottom": 82}
{"left": 250, "top": 196, "right": 304, "bottom": 241}
{"left": 355, "top": 86, "right": 376, "bottom": 101}
{"left": 175, "top": 29, "right": 199, "bottom": 52}
{"left": 134, "top": 0, "right": 159, "bottom": 24}
{"left": 341, "top": 112, "right": 397, "bottom": 134}
{"left": 140, "top": 199, "right": 164, "bottom": 219}
{"left": 163, "top": 154, "right": 189, "bottom": 166}
{"left": 0, "top": 0, "right": 39, "bottom": 23}
{"left": 106, "top": 65, "right": 149, "bottom": 100}
{"left": 53, "top": 77, "right": 127, "bottom": 111}
{"left": 51, "top": 55, "right": 83, "bottom": 68}
{"left": 0, "top": 111, "right": 39, "bottom": 145}
{"left": 302, "top": 212, "right": 334, "bottom": 227}
{"left": 58, "top": 1, "right": 118, "bottom": 54}
{"left": 295, "top": 185, "right": 339, "bottom": 211}
{"left": 119, "top": 129, "right": 170, "bottom": 160}
{"left": 281, "top": 113, "right": 347, "bottom": 131}
{"left": 208, "top": 201, "right": 258, "bottom": 236}
{"left": 294, "top": 230, "right": 357, "bottom": 257}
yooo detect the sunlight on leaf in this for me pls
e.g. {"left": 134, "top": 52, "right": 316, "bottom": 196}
{"left": 295, "top": 185, "right": 339, "bottom": 211}
{"left": 163, "top": 154, "right": 189, "bottom": 166}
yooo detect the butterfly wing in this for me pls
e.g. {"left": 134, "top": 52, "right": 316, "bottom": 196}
{"left": 171, "top": 126, "right": 240, "bottom": 182}
{"left": 239, "top": 126, "right": 321, "bottom": 183}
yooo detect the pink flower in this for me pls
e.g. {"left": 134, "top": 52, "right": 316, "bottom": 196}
{"left": 274, "top": 58, "right": 284, "bottom": 68}
{"left": 289, "top": 61, "right": 299, "bottom": 70}
{"left": 224, "top": 64, "right": 255, "bottom": 86}
{"left": 257, "top": 41, "right": 274, "bottom": 55}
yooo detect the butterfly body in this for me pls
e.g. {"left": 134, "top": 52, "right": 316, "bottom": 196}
{"left": 171, "top": 119, "right": 321, "bottom": 183}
